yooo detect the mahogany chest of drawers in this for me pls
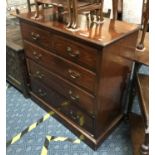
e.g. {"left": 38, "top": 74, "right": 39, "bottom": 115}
{"left": 18, "top": 8, "right": 139, "bottom": 149}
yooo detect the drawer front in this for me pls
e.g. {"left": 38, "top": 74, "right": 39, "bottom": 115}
{"left": 28, "top": 60, "right": 95, "bottom": 115}
{"left": 25, "top": 41, "right": 96, "bottom": 94}
{"left": 52, "top": 35, "right": 98, "bottom": 71}
{"left": 59, "top": 101, "right": 95, "bottom": 136}
{"left": 20, "top": 22, "right": 52, "bottom": 50}
{"left": 30, "top": 78, "right": 95, "bottom": 134}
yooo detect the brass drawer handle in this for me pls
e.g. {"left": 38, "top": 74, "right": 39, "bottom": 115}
{"left": 67, "top": 47, "right": 80, "bottom": 58}
{"left": 31, "top": 32, "right": 40, "bottom": 40}
{"left": 69, "top": 90, "right": 79, "bottom": 101}
{"left": 68, "top": 69, "right": 80, "bottom": 79}
{"left": 32, "top": 51, "right": 42, "bottom": 59}
{"left": 35, "top": 71, "right": 44, "bottom": 79}
{"left": 38, "top": 89, "right": 47, "bottom": 97}
{"left": 69, "top": 110, "right": 84, "bottom": 126}
{"left": 69, "top": 110, "right": 80, "bottom": 120}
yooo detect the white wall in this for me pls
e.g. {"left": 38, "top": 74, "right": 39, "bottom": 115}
{"left": 6, "top": 0, "right": 27, "bottom": 7}
{"left": 6, "top": 0, "right": 144, "bottom": 24}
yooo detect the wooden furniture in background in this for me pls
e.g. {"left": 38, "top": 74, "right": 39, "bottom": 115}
{"left": 31, "top": 0, "right": 119, "bottom": 29}
{"left": 17, "top": 8, "right": 139, "bottom": 149}
{"left": 6, "top": 18, "right": 29, "bottom": 97}
{"left": 129, "top": 74, "right": 149, "bottom": 155}
{"left": 126, "top": 1, "right": 149, "bottom": 153}
{"left": 126, "top": 0, "right": 149, "bottom": 114}
{"left": 137, "top": 74, "right": 149, "bottom": 154}
{"left": 137, "top": 0, "right": 149, "bottom": 50}
{"left": 32, "top": 0, "right": 103, "bottom": 28}
{"left": 127, "top": 35, "right": 149, "bottom": 155}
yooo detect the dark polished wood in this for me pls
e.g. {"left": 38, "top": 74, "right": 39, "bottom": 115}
{"left": 18, "top": 8, "right": 139, "bottom": 149}
{"left": 30, "top": 89, "right": 124, "bottom": 149}
{"left": 20, "top": 22, "right": 53, "bottom": 51}
{"left": 18, "top": 8, "right": 139, "bottom": 46}
{"left": 27, "top": 59, "right": 96, "bottom": 114}
{"left": 30, "top": 77, "right": 95, "bottom": 134}
{"left": 25, "top": 41, "right": 96, "bottom": 94}
{"left": 52, "top": 34, "right": 98, "bottom": 71}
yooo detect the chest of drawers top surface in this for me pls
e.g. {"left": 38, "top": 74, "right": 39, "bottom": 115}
{"left": 17, "top": 8, "right": 139, "bottom": 47}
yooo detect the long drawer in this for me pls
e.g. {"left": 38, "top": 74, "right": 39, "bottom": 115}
{"left": 30, "top": 77, "right": 95, "bottom": 134}
{"left": 52, "top": 35, "right": 98, "bottom": 71}
{"left": 28, "top": 59, "right": 95, "bottom": 115}
{"left": 25, "top": 41, "right": 96, "bottom": 94}
{"left": 20, "top": 22, "right": 98, "bottom": 71}
{"left": 20, "top": 22, "right": 53, "bottom": 51}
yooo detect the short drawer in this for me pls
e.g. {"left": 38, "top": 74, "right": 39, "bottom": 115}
{"left": 20, "top": 22, "right": 53, "bottom": 50}
{"left": 28, "top": 60, "right": 95, "bottom": 115}
{"left": 25, "top": 41, "right": 96, "bottom": 94}
{"left": 30, "top": 78, "right": 95, "bottom": 135}
{"left": 52, "top": 35, "right": 98, "bottom": 71}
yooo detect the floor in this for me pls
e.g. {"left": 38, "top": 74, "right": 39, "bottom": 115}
{"left": 6, "top": 65, "right": 149, "bottom": 155}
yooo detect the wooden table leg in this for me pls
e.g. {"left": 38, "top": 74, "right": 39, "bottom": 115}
{"left": 66, "top": 0, "right": 74, "bottom": 28}
{"left": 141, "top": 127, "right": 149, "bottom": 155}
{"left": 126, "top": 62, "right": 141, "bottom": 117}
{"left": 72, "top": 0, "right": 78, "bottom": 29}
{"left": 112, "top": 0, "right": 118, "bottom": 19}
{"left": 34, "top": 0, "right": 40, "bottom": 18}
{"left": 99, "top": 0, "right": 104, "bottom": 21}
{"left": 31, "top": 0, "right": 42, "bottom": 20}
{"left": 27, "top": 0, "right": 31, "bottom": 12}
{"left": 137, "top": 0, "right": 149, "bottom": 50}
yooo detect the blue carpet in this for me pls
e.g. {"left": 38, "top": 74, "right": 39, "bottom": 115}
{"left": 6, "top": 65, "right": 149, "bottom": 155}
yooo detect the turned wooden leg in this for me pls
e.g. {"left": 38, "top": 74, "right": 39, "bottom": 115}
{"left": 57, "top": 6, "right": 64, "bottom": 22}
{"left": 90, "top": 10, "right": 95, "bottom": 22}
{"left": 96, "top": 2, "right": 104, "bottom": 24}
{"left": 31, "top": 1, "right": 43, "bottom": 20}
{"left": 96, "top": 9, "right": 100, "bottom": 22}
{"left": 35, "top": 0, "right": 40, "bottom": 18}
{"left": 66, "top": 0, "right": 72, "bottom": 28}
{"left": 112, "top": 0, "right": 118, "bottom": 19}
{"left": 27, "top": 0, "right": 31, "bottom": 12}
{"left": 137, "top": 0, "right": 149, "bottom": 50}
{"left": 140, "top": 127, "right": 149, "bottom": 155}
{"left": 99, "top": 0, "right": 104, "bottom": 22}
{"left": 71, "top": 0, "right": 78, "bottom": 29}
